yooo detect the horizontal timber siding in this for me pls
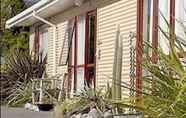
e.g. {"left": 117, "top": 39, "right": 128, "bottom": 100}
{"left": 47, "top": 27, "right": 55, "bottom": 76}
{"left": 47, "top": 1, "right": 96, "bottom": 77}
{"left": 56, "top": 22, "right": 68, "bottom": 75}
{"left": 96, "top": 0, "right": 137, "bottom": 97}
{"left": 29, "top": 0, "right": 137, "bottom": 97}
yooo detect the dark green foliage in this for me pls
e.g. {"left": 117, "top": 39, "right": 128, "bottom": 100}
{"left": 0, "top": 49, "right": 46, "bottom": 104}
{"left": 0, "top": 0, "right": 28, "bottom": 62}
{"left": 0, "top": 30, "right": 29, "bottom": 57}
{"left": 1, "top": 0, "right": 26, "bottom": 21}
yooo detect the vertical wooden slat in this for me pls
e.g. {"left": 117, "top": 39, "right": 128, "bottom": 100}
{"left": 169, "top": 0, "right": 175, "bottom": 56}
{"left": 68, "top": 19, "right": 75, "bottom": 97}
{"left": 136, "top": 0, "right": 143, "bottom": 97}
{"left": 85, "top": 13, "right": 88, "bottom": 82}
{"left": 74, "top": 17, "right": 77, "bottom": 92}
{"left": 151, "top": 0, "right": 159, "bottom": 63}
{"left": 170, "top": 0, "right": 175, "bottom": 31}
{"left": 33, "top": 27, "right": 40, "bottom": 57}
{"left": 93, "top": 10, "right": 97, "bottom": 89}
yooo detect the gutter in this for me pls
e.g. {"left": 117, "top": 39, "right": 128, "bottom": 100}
{"left": 6, "top": 0, "right": 61, "bottom": 29}
{"left": 6, "top": 0, "right": 53, "bottom": 28}
{"left": 6, "top": 0, "right": 82, "bottom": 28}
{"left": 32, "top": 11, "right": 57, "bottom": 76}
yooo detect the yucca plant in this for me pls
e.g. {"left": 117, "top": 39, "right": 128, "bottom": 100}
{"left": 111, "top": 19, "right": 186, "bottom": 117}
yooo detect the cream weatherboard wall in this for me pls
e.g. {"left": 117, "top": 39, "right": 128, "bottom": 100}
{"left": 47, "top": 1, "right": 96, "bottom": 78}
{"left": 96, "top": 0, "right": 137, "bottom": 96}
{"left": 29, "top": 0, "right": 137, "bottom": 96}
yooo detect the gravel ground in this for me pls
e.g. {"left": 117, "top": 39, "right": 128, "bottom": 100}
{"left": 1, "top": 106, "right": 53, "bottom": 118}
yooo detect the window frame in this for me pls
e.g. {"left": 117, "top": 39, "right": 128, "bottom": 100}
{"left": 136, "top": 0, "right": 176, "bottom": 96}
{"left": 67, "top": 10, "right": 97, "bottom": 92}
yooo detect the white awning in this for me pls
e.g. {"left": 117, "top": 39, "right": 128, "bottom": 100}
{"left": 6, "top": 0, "right": 75, "bottom": 28}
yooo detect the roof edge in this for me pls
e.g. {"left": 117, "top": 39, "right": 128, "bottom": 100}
{"left": 6, "top": 0, "right": 54, "bottom": 28}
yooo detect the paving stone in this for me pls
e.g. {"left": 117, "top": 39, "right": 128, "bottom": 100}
{"left": 1, "top": 106, "right": 53, "bottom": 118}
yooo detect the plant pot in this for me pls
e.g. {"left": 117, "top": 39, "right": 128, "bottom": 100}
{"left": 113, "top": 112, "right": 142, "bottom": 118}
{"left": 37, "top": 104, "right": 54, "bottom": 111}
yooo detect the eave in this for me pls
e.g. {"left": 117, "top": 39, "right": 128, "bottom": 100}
{"left": 6, "top": 0, "right": 75, "bottom": 28}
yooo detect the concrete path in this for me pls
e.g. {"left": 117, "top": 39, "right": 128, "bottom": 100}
{"left": 1, "top": 106, "right": 53, "bottom": 118}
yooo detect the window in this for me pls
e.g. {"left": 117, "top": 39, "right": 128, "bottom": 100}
{"left": 66, "top": 10, "right": 97, "bottom": 94}
{"left": 32, "top": 27, "right": 48, "bottom": 60}
{"left": 143, "top": 0, "right": 178, "bottom": 56}
{"left": 39, "top": 30, "right": 48, "bottom": 60}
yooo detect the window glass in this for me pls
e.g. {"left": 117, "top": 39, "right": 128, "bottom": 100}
{"left": 175, "top": 0, "right": 186, "bottom": 41}
{"left": 40, "top": 30, "right": 48, "bottom": 59}
{"left": 77, "top": 15, "right": 85, "bottom": 65}
{"left": 76, "top": 67, "right": 84, "bottom": 93}
{"left": 76, "top": 15, "right": 86, "bottom": 93}
{"left": 143, "top": 0, "right": 153, "bottom": 54}
{"left": 67, "top": 20, "right": 75, "bottom": 65}
{"left": 86, "top": 12, "right": 96, "bottom": 87}
{"left": 88, "top": 15, "right": 96, "bottom": 64}
{"left": 158, "top": 0, "right": 169, "bottom": 54}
